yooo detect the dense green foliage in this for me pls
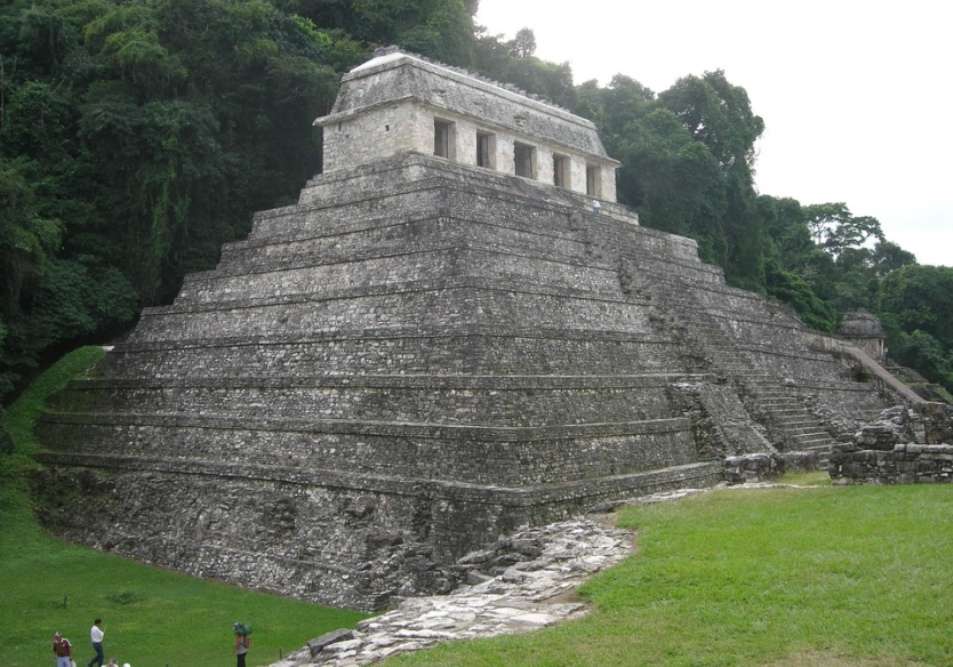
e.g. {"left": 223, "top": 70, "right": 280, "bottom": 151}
{"left": 0, "top": 346, "right": 365, "bottom": 666}
{"left": 2, "top": 0, "right": 950, "bottom": 400}
{"left": 880, "top": 265, "right": 953, "bottom": 388}
{"left": 0, "top": 346, "right": 105, "bottom": 520}
{"left": 0, "top": 0, "right": 365, "bottom": 396}
{"left": 394, "top": 479, "right": 953, "bottom": 666}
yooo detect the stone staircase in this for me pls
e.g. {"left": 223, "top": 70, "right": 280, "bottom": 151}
{"left": 626, "top": 265, "right": 840, "bottom": 463}
{"left": 739, "top": 374, "right": 839, "bottom": 465}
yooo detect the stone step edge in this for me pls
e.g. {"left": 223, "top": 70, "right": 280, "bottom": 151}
{"left": 288, "top": 168, "right": 642, "bottom": 237}
{"left": 261, "top": 175, "right": 640, "bottom": 252}
{"left": 193, "top": 243, "right": 619, "bottom": 284}
{"left": 140, "top": 276, "right": 653, "bottom": 318}
{"left": 40, "top": 413, "right": 693, "bottom": 442}
{"left": 68, "top": 373, "right": 714, "bottom": 392}
{"left": 109, "top": 328, "right": 679, "bottom": 354}
{"left": 35, "top": 451, "right": 721, "bottom": 507}
{"left": 219, "top": 222, "right": 723, "bottom": 284}
{"left": 239, "top": 204, "right": 722, "bottom": 286}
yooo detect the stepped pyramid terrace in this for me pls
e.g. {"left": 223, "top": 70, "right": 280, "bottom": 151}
{"left": 36, "top": 48, "right": 912, "bottom": 610}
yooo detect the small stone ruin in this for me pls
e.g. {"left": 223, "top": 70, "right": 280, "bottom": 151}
{"left": 830, "top": 403, "right": 953, "bottom": 484}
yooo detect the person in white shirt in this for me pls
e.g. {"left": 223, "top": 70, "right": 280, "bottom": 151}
{"left": 87, "top": 619, "right": 104, "bottom": 667}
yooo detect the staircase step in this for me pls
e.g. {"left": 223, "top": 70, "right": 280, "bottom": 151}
{"left": 784, "top": 428, "right": 829, "bottom": 436}
{"left": 789, "top": 431, "right": 831, "bottom": 439}
{"left": 793, "top": 437, "right": 835, "bottom": 447}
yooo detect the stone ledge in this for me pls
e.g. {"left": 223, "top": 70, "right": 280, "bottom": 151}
{"left": 41, "top": 413, "right": 693, "bottom": 442}
{"left": 254, "top": 157, "right": 691, "bottom": 260}
{"left": 221, "top": 213, "right": 721, "bottom": 282}
{"left": 69, "top": 373, "right": 712, "bottom": 391}
{"left": 678, "top": 313, "right": 806, "bottom": 334}
{"left": 297, "top": 155, "right": 633, "bottom": 223}
{"left": 229, "top": 212, "right": 446, "bottom": 252}
{"left": 36, "top": 452, "right": 722, "bottom": 506}
{"left": 188, "top": 243, "right": 465, "bottom": 283}
{"left": 780, "top": 382, "right": 876, "bottom": 394}
{"left": 733, "top": 344, "right": 839, "bottom": 363}
{"left": 110, "top": 328, "right": 679, "bottom": 354}
{"left": 141, "top": 276, "right": 653, "bottom": 318}
{"left": 183, "top": 244, "right": 620, "bottom": 289}
{"left": 177, "top": 243, "right": 618, "bottom": 301}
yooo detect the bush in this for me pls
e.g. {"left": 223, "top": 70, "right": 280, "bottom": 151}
{"left": 0, "top": 419, "right": 12, "bottom": 455}
{"left": 891, "top": 330, "right": 953, "bottom": 392}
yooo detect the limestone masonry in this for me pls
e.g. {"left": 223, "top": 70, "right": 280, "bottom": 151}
{"left": 35, "top": 49, "right": 914, "bottom": 610}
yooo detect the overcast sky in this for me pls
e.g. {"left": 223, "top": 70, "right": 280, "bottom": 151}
{"left": 477, "top": 0, "right": 952, "bottom": 267}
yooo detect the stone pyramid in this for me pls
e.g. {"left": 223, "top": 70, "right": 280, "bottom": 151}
{"left": 37, "top": 50, "right": 894, "bottom": 610}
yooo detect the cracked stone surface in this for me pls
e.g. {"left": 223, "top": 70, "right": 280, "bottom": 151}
{"left": 270, "top": 518, "right": 632, "bottom": 666}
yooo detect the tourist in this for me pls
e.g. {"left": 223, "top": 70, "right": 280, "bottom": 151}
{"left": 52, "top": 632, "right": 72, "bottom": 667}
{"left": 233, "top": 622, "right": 252, "bottom": 667}
{"left": 87, "top": 618, "right": 105, "bottom": 667}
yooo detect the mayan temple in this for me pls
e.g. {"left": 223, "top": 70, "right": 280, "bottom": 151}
{"left": 37, "top": 48, "right": 908, "bottom": 610}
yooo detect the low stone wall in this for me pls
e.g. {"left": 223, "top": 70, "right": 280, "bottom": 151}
{"left": 830, "top": 444, "right": 953, "bottom": 485}
{"left": 723, "top": 451, "right": 819, "bottom": 484}
{"left": 828, "top": 402, "right": 953, "bottom": 485}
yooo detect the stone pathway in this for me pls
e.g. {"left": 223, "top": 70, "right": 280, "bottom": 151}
{"left": 271, "top": 482, "right": 814, "bottom": 666}
{"left": 271, "top": 518, "right": 632, "bottom": 666}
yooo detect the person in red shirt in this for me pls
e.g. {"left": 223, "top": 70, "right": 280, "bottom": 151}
{"left": 52, "top": 632, "right": 73, "bottom": 667}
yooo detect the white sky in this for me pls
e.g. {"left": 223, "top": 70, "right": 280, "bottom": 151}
{"left": 477, "top": 0, "right": 952, "bottom": 266}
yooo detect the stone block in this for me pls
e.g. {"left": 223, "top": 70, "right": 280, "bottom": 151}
{"left": 308, "top": 629, "right": 354, "bottom": 656}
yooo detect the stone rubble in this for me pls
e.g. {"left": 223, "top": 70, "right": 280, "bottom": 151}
{"left": 270, "top": 517, "right": 633, "bottom": 666}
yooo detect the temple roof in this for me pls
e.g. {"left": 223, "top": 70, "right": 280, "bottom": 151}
{"left": 317, "top": 47, "right": 617, "bottom": 164}
{"left": 839, "top": 310, "right": 886, "bottom": 338}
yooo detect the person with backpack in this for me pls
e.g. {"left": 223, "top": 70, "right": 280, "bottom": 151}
{"left": 233, "top": 622, "right": 252, "bottom": 667}
{"left": 52, "top": 632, "right": 72, "bottom": 667}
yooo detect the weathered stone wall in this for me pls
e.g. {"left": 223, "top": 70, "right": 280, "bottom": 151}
{"left": 723, "top": 451, "right": 819, "bottom": 484}
{"left": 829, "top": 403, "right": 953, "bottom": 484}
{"left": 39, "top": 414, "right": 699, "bottom": 487}
{"left": 830, "top": 444, "right": 953, "bottom": 485}
{"left": 101, "top": 333, "right": 682, "bottom": 379}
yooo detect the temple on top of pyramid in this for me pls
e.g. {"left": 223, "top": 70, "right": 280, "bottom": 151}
{"left": 316, "top": 47, "right": 620, "bottom": 202}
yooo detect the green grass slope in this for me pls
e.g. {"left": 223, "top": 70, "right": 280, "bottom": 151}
{"left": 0, "top": 347, "right": 365, "bottom": 666}
{"left": 393, "top": 483, "right": 953, "bottom": 666}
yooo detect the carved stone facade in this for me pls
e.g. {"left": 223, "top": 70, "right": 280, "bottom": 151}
{"left": 317, "top": 48, "right": 620, "bottom": 202}
{"left": 35, "top": 51, "right": 909, "bottom": 610}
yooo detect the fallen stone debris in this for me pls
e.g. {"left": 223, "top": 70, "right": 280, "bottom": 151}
{"left": 271, "top": 518, "right": 632, "bottom": 666}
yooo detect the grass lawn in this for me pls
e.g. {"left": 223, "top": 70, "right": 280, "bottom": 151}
{"left": 393, "top": 480, "right": 953, "bottom": 666}
{"left": 0, "top": 347, "right": 366, "bottom": 667}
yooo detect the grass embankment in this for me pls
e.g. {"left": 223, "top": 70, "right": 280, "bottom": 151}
{"left": 0, "top": 347, "right": 365, "bottom": 666}
{"left": 395, "top": 480, "right": 953, "bottom": 666}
